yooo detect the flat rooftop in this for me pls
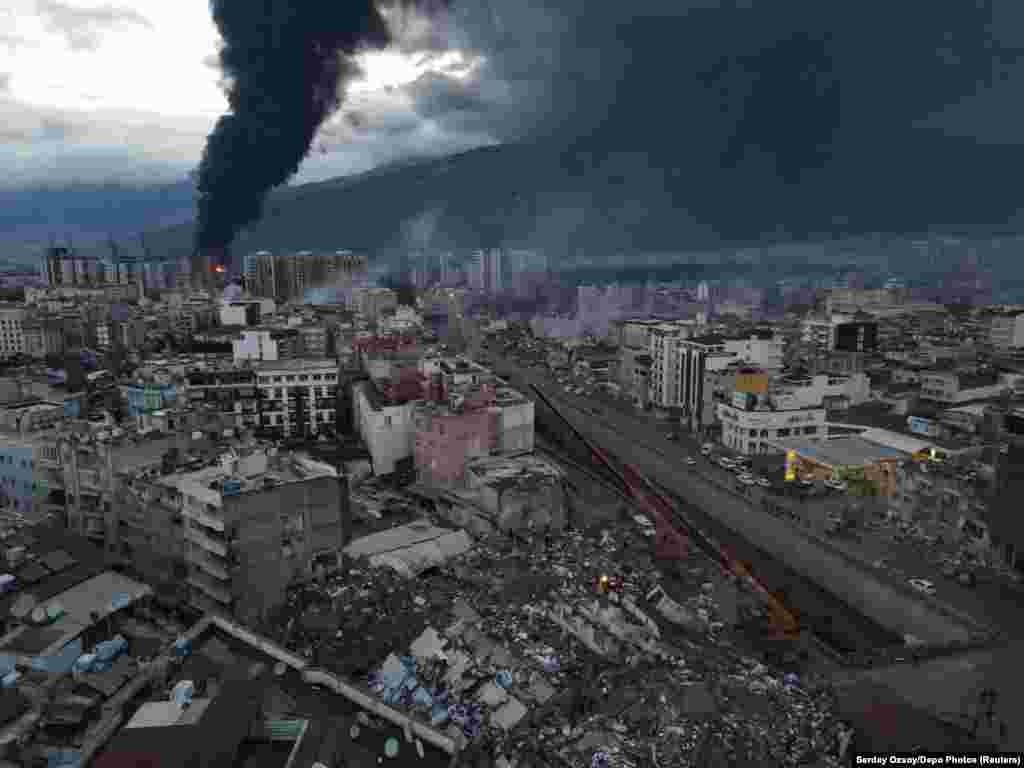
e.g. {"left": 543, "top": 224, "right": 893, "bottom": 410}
{"left": 253, "top": 358, "right": 338, "bottom": 372}
{"left": 773, "top": 435, "right": 909, "bottom": 468}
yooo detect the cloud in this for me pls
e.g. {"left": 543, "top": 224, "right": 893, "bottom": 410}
{"left": 0, "top": 95, "right": 209, "bottom": 186}
{"left": 35, "top": 0, "right": 153, "bottom": 52}
{"left": 412, "top": 0, "right": 1024, "bottom": 238}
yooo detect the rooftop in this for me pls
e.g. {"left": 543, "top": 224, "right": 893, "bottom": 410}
{"left": 253, "top": 358, "right": 338, "bottom": 372}
{"left": 774, "top": 435, "right": 909, "bottom": 468}
{"left": 159, "top": 450, "right": 337, "bottom": 506}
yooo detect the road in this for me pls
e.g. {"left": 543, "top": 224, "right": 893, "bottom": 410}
{"left": 497, "top": 354, "right": 1024, "bottom": 641}
{"left": 491, "top": 355, "right": 905, "bottom": 654}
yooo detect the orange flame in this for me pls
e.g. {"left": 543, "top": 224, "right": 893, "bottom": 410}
{"left": 213, "top": 265, "right": 226, "bottom": 274}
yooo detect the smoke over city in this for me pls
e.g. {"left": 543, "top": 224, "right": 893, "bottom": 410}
{"left": 194, "top": 0, "right": 447, "bottom": 264}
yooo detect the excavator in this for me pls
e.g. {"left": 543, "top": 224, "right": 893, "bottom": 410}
{"left": 531, "top": 383, "right": 802, "bottom": 661}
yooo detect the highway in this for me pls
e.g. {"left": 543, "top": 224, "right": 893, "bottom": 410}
{"left": 489, "top": 353, "right": 906, "bottom": 655}
{"left": 510, "top": 357, "right": 1024, "bottom": 639}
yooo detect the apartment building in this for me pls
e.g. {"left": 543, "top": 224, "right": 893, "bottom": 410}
{"left": 255, "top": 359, "right": 338, "bottom": 438}
{"left": 352, "top": 287, "right": 399, "bottom": 320}
{"left": 126, "top": 447, "right": 345, "bottom": 624}
{"left": 919, "top": 369, "right": 1007, "bottom": 405}
{"left": 185, "top": 368, "right": 260, "bottom": 432}
{"left": 0, "top": 305, "right": 25, "bottom": 360}
{"left": 247, "top": 250, "right": 367, "bottom": 302}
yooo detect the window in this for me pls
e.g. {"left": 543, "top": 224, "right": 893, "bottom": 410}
{"left": 299, "top": 375, "right": 309, "bottom": 381}
{"left": 313, "top": 374, "right": 322, "bottom": 381}
{"left": 385, "top": 415, "right": 392, "bottom": 427}
{"left": 804, "top": 426, "right": 818, "bottom": 435}
{"left": 273, "top": 376, "right": 283, "bottom": 383}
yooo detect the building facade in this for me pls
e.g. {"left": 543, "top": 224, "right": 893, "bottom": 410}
{"left": 255, "top": 359, "right": 338, "bottom": 438}
{"left": 0, "top": 306, "right": 25, "bottom": 360}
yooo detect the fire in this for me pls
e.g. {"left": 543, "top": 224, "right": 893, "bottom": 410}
{"left": 213, "top": 265, "right": 226, "bottom": 274}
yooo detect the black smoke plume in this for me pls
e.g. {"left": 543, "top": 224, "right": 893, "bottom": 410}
{"left": 195, "top": 0, "right": 445, "bottom": 260}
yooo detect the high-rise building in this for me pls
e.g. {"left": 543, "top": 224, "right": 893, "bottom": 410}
{"left": 247, "top": 250, "right": 368, "bottom": 302}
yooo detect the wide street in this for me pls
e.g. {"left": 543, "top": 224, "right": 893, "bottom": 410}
{"left": 491, "top": 351, "right": 1024, "bottom": 641}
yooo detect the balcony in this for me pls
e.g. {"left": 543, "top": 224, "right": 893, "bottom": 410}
{"left": 181, "top": 503, "right": 225, "bottom": 533}
{"left": 185, "top": 547, "right": 230, "bottom": 581}
{"left": 186, "top": 572, "right": 232, "bottom": 605}
{"left": 185, "top": 525, "right": 229, "bottom": 558}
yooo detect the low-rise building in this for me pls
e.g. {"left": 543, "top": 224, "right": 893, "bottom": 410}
{"left": 771, "top": 435, "right": 907, "bottom": 496}
{"left": 718, "top": 395, "right": 827, "bottom": 455}
{"left": 919, "top": 368, "right": 1008, "bottom": 405}
{"left": 185, "top": 367, "right": 259, "bottom": 433}
{"left": 151, "top": 448, "right": 344, "bottom": 623}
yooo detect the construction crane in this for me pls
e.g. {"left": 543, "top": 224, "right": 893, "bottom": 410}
{"left": 530, "top": 383, "right": 801, "bottom": 644}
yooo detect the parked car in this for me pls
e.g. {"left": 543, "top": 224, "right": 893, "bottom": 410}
{"left": 685, "top": 457, "right": 697, "bottom": 466}
{"left": 824, "top": 478, "right": 848, "bottom": 492}
{"left": 908, "top": 578, "right": 936, "bottom": 595}
{"left": 756, "top": 477, "right": 771, "bottom": 488}
{"left": 738, "top": 474, "right": 756, "bottom": 486}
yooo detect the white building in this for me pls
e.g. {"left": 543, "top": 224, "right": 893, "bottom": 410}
{"left": 919, "top": 369, "right": 1009, "bottom": 405}
{"left": 990, "top": 313, "right": 1024, "bottom": 350}
{"left": 233, "top": 330, "right": 280, "bottom": 362}
{"left": 353, "top": 381, "right": 416, "bottom": 476}
{"left": 722, "top": 332, "right": 784, "bottom": 371}
{"left": 380, "top": 306, "right": 422, "bottom": 334}
{"left": 718, "top": 398, "right": 827, "bottom": 455}
{"left": 774, "top": 372, "right": 872, "bottom": 409}
{"left": 255, "top": 359, "right": 338, "bottom": 437}
{"left": 0, "top": 306, "right": 25, "bottom": 360}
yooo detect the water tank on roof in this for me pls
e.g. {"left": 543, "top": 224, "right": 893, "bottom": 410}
{"left": 223, "top": 478, "right": 242, "bottom": 496}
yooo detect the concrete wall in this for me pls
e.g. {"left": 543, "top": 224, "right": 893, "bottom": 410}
{"left": 496, "top": 400, "right": 535, "bottom": 453}
{"left": 355, "top": 384, "right": 414, "bottom": 476}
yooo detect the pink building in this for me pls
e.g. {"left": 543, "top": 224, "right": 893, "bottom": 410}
{"left": 414, "top": 400, "right": 500, "bottom": 488}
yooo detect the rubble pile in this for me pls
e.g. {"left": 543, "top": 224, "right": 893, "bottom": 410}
{"left": 276, "top": 520, "right": 849, "bottom": 766}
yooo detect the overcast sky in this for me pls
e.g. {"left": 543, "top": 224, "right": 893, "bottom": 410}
{"left": 0, "top": 0, "right": 498, "bottom": 187}
{"left": 3, "top": 0, "right": 1024, "bottom": 235}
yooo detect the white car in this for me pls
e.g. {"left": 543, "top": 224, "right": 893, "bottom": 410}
{"left": 738, "top": 475, "right": 756, "bottom": 486}
{"left": 756, "top": 477, "right": 771, "bottom": 488}
{"left": 685, "top": 457, "right": 697, "bottom": 466}
{"left": 908, "top": 578, "right": 936, "bottom": 595}
{"left": 824, "top": 479, "right": 848, "bottom": 492}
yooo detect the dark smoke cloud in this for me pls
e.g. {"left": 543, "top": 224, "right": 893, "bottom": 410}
{"left": 194, "top": 0, "right": 445, "bottom": 259}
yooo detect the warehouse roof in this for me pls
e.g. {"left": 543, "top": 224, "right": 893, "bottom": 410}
{"left": 773, "top": 436, "right": 909, "bottom": 469}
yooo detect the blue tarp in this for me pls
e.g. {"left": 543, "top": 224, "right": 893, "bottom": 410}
{"left": 31, "top": 638, "right": 82, "bottom": 675}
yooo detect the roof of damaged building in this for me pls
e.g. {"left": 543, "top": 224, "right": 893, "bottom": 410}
{"left": 94, "top": 615, "right": 453, "bottom": 768}
{"left": 157, "top": 449, "right": 337, "bottom": 505}
{"left": 273, "top": 522, "right": 851, "bottom": 766}
{"left": 343, "top": 521, "right": 474, "bottom": 579}
{"left": 0, "top": 569, "right": 152, "bottom": 657}
{"left": 0, "top": 523, "right": 107, "bottom": 619}
{"left": 465, "top": 454, "right": 563, "bottom": 494}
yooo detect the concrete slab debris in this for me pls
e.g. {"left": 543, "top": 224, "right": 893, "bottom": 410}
{"left": 491, "top": 696, "right": 528, "bottom": 730}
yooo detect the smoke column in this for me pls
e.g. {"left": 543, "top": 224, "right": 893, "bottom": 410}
{"left": 195, "top": 0, "right": 444, "bottom": 263}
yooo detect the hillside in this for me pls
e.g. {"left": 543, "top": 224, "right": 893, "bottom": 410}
{"left": 44, "top": 131, "right": 1024, "bottom": 273}
{"left": 88, "top": 141, "right": 724, "bottom": 268}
